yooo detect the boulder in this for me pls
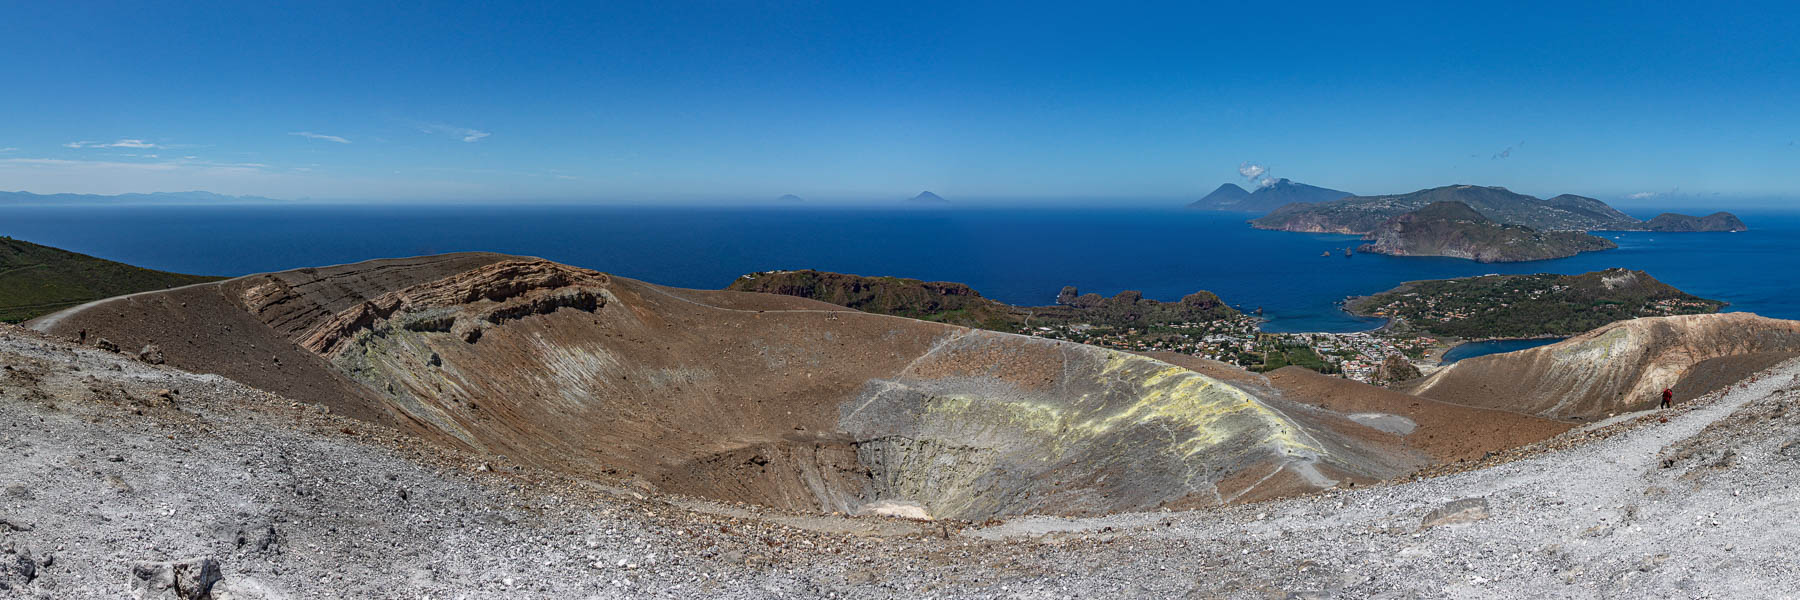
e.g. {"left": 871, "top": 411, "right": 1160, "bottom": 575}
{"left": 1376, "top": 354, "right": 1422, "bottom": 384}
{"left": 95, "top": 338, "right": 120, "bottom": 353}
{"left": 130, "top": 557, "right": 221, "bottom": 600}
{"left": 1421, "top": 497, "right": 1489, "bottom": 528}
{"left": 9, "top": 548, "right": 36, "bottom": 584}
{"left": 138, "top": 344, "right": 166, "bottom": 365}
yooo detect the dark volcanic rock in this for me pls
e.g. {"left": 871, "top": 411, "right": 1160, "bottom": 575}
{"left": 1376, "top": 354, "right": 1422, "bottom": 384}
{"left": 130, "top": 557, "right": 221, "bottom": 600}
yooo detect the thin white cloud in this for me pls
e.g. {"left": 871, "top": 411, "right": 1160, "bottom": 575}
{"left": 0, "top": 147, "right": 17, "bottom": 153}
{"left": 1627, "top": 192, "right": 1657, "bottom": 199}
{"left": 0, "top": 156, "right": 491, "bottom": 199}
{"left": 418, "top": 123, "right": 491, "bottom": 143}
{"left": 290, "top": 131, "right": 351, "bottom": 144}
{"left": 64, "top": 139, "right": 161, "bottom": 149}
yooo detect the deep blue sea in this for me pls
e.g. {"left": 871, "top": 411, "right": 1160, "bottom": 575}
{"left": 4, "top": 204, "right": 1797, "bottom": 332}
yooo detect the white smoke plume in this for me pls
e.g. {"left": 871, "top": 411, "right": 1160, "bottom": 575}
{"left": 1238, "top": 162, "right": 1267, "bottom": 180}
{"left": 1258, "top": 177, "right": 1278, "bottom": 188}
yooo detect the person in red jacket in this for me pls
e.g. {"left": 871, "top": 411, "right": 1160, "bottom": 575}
{"left": 1661, "top": 387, "right": 1674, "bottom": 409}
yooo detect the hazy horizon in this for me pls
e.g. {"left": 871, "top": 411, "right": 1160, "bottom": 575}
{"left": 3, "top": 2, "right": 1798, "bottom": 206}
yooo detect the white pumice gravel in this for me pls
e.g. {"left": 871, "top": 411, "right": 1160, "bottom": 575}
{"left": 2, "top": 324, "right": 1797, "bottom": 598}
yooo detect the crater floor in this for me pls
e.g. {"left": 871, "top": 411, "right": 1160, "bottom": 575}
{"left": 2, "top": 324, "right": 1797, "bottom": 598}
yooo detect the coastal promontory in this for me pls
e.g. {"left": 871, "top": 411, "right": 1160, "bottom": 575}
{"left": 1644, "top": 211, "right": 1748, "bottom": 232}
{"left": 1346, "top": 268, "right": 1726, "bottom": 339}
{"left": 1354, "top": 201, "right": 1617, "bottom": 262}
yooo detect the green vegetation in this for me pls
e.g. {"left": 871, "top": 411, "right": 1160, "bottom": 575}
{"left": 1251, "top": 343, "right": 1338, "bottom": 374}
{"left": 0, "top": 236, "right": 223, "bottom": 323}
{"left": 1251, "top": 184, "right": 1643, "bottom": 234}
{"left": 726, "top": 270, "right": 1239, "bottom": 331}
{"left": 1356, "top": 201, "right": 1617, "bottom": 263}
{"left": 1346, "top": 268, "right": 1725, "bottom": 339}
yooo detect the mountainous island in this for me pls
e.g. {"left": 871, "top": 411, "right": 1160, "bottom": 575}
{"left": 905, "top": 191, "right": 949, "bottom": 204}
{"left": 1251, "top": 185, "right": 1643, "bottom": 233}
{"left": 1645, "top": 211, "right": 1748, "bottom": 232}
{"left": 1187, "top": 179, "right": 1352, "bottom": 212}
{"left": 1355, "top": 201, "right": 1618, "bottom": 262}
{"left": 1346, "top": 268, "right": 1726, "bottom": 339}
{"left": 0, "top": 236, "right": 222, "bottom": 322}
{"left": 1249, "top": 184, "right": 1744, "bottom": 235}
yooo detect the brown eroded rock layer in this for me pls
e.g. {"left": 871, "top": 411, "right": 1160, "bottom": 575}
{"left": 1401, "top": 313, "right": 1800, "bottom": 419}
{"left": 27, "top": 253, "right": 1579, "bottom": 520}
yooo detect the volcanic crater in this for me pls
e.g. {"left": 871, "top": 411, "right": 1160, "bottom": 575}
{"left": 58, "top": 253, "right": 1790, "bottom": 522}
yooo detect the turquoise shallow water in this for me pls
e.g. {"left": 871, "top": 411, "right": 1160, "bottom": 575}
{"left": 3, "top": 204, "right": 1796, "bottom": 332}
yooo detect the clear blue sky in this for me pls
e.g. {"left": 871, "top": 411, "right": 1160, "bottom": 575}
{"left": 2, "top": 1, "right": 1796, "bottom": 205}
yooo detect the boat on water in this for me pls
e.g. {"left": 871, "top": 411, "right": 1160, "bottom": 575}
{"left": 1343, "top": 247, "right": 1353, "bottom": 257}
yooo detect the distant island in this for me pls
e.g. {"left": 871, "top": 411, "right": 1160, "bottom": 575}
{"left": 1249, "top": 184, "right": 1745, "bottom": 235}
{"left": 1644, "top": 212, "right": 1747, "bottom": 232}
{"left": 906, "top": 191, "right": 949, "bottom": 204}
{"left": 1251, "top": 185, "right": 1643, "bottom": 233}
{"left": 727, "top": 269, "right": 1238, "bottom": 331}
{"left": 1356, "top": 201, "right": 1617, "bottom": 262}
{"left": 1, "top": 236, "right": 223, "bottom": 323}
{"left": 0, "top": 190, "right": 282, "bottom": 205}
{"left": 1345, "top": 268, "right": 1725, "bottom": 339}
{"left": 726, "top": 269, "right": 1438, "bottom": 376}
{"left": 774, "top": 194, "right": 805, "bottom": 203}
{"left": 1187, "top": 179, "right": 1352, "bottom": 213}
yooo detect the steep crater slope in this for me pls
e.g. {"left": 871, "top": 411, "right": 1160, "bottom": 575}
{"left": 1401, "top": 313, "right": 1800, "bottom": 419}
{"left": 35, "top": 255, "right": 1478, "bottom": 520}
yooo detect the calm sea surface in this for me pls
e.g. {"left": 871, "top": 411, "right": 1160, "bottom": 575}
{"left": 4, "top": 204, "right": 1797, "bottom": 333}
{"left": 1439, "top": 338, "right": 1567, "bottom": 364}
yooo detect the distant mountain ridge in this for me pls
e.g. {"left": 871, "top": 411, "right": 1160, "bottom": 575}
{"left": 1645, "top": 212, "right": 1747, "bottom": 232}
{"left": 0, "top": 190, "right": 283, "bottom": 205}
{"left": 1355, "top": 201, "right": 1617, "bottom": 262}
{"left": 906, "top": 191, "right": 949, "bottom": 204}
{"left": 1250, "top": 184, "right": 1734, "bottom": 234}
{"left": 1188, "top": 179, "right": 1351, "bottom": 212}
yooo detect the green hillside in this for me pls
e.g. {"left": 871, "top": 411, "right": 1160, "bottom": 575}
{"left": 1346, "top": 268, "right": 1724, "bottom": 338}
{"left": 0, "top": 237, "right": 223, "bottom": 323}
{"left": 726, "top": 269, "right": 1238, "bottom": 331}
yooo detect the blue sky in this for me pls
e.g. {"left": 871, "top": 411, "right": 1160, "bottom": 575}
{"left": 2, "top": 1, "right": 1797, "bottom": 206}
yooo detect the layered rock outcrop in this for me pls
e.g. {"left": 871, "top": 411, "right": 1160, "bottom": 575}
{"left": 32, "top": 254, "right": 1433, "bottom": 520}
{"left": 1401, "top": 313, "right": 1800, "bottom": 419}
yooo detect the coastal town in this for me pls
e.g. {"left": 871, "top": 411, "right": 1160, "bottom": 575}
{"left": 1018, "top": 315, "right": 1437, "bottom": 384}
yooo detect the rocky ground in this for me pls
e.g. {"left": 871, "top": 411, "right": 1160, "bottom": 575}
{"left": 3, "top": 323, "right": 1798, "bottom": 598}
